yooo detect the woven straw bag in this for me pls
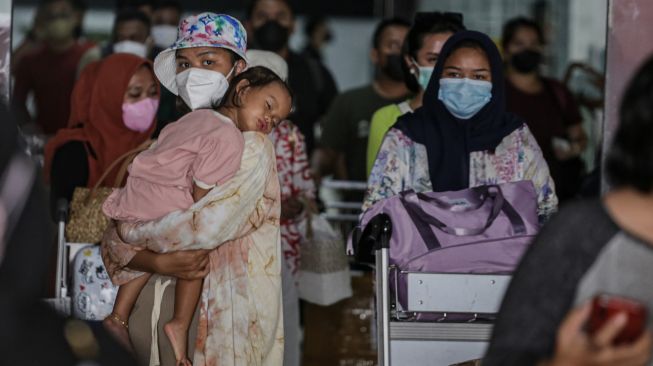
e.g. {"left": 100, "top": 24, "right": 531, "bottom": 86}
{"left": 65, "top": 140, "right": 152, "bottom": 243}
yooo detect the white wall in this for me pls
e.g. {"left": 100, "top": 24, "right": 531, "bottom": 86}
{"left": 568, "top": 0, "right": 607, "bottom": 69}
{"left": 0, "top": 0, "right": 10, "bottom": 13}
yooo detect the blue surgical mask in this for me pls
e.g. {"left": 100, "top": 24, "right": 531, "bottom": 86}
{"left": 412, "top": 59, "right": 433, "bottom": 90}
{"left": 437, "top": 78, "right": 492, "bottom": 119}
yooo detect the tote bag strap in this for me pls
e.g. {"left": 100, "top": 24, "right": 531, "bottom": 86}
{"left": 399, "top": 185, "right": 526, "bottom": 250}
{"left": 86, "top": 139, "right": 153, "bottom": 202}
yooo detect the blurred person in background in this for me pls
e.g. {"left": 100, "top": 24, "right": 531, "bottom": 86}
{"left": 151, "top": 0, "right": 182, "bottom": 51}
{"left": 44, "top": 54, "right": 158, "bottom": 219}
{"left": 70, "top": 0, "right": 87, "bottom": 39}
{"left": 117, "top": 0, "right": 155, "bottom": 19}
{"left": 12, "top": 0, "right": 96, "bottom": 136}
{"left": 11, "top": 6, "right": 46, "bottom": 75}
{"left": 366, "top": 12, "right": 464, "bottom": 176}
{"left": 0, "top": 103, "right": 137, "bottom": 365}
{"left": 78, "top": 8, "right": 158, "bottom": 75}
{"left": 314, "top": 17, "right": 411, "bottom": 194}
{"left": 246, "top": 0, "right": 338, "bottom": 155}
{"left": 502, "top": 17, "right": 588, "bottom": 203}
{"left": 484, "top": 54, "right": 653, "bottom": 366}
{"left": 302, "top": 15, "right": 332, "bottom": 62}
{"left": 151, "top": 0, "right": 184, "bottom": 135}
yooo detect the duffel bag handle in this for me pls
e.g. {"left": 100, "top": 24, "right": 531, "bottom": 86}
{"left": 412, "top": 185, "right": 493, "bottom": 212}
{"left": 399, "top": 185, "right": 527, "bottom": 250}
{"left": 400, "top": 186, "right": 504, "bottom": 237}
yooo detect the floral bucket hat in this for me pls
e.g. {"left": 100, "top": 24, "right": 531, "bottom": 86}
{"left": 153, "top": 12, "right": 248, "bottom": 95}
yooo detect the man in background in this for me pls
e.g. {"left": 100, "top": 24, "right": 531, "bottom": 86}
{"left": 13, "top": 0, "right": 95, "bottom": 135}
{"left": 246, "top": 0, "right": 338, "bottom": 155}
{"left": 313, "top": 18, "right": 411, "bottom": 191}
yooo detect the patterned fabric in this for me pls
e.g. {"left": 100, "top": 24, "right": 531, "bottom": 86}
{"left": 174, "top": 13, "right": 246, "bottom": 58}
{"left": 367, "top": 100, "right": 412, "bottom": 176}
{"left": 268, "top": 120, "right": 316, "bottom": 281}
{"left": 102, "top": 132, "right": 283, "bottom": 366}
{"left": 364, "top": 126, "right": 558, "bottom": 222}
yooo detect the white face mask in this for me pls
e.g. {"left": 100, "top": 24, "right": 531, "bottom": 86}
{"left": 113, "top": 40, "right": 148, "bottom": 58}
{"left": 175, "top": 67, "right": 234, "bottom": 110}
{"left": 151, "top": 25, "right": 178, "bottom": 48}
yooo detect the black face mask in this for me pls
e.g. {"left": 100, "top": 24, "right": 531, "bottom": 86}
{"left": 253, "top": 20, "right": 290, "bottom": 52}
{"left": 383, "top": 54, "right": 405, "bottom": 81}
{"left": 324, "top": 31, "right": 333, "bottom": 43}
{"left": 511, "top": 49, "right": 542, "bottom": 74}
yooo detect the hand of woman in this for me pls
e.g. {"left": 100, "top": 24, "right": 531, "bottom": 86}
{"left": 544, "top": 302, "right": 652, "bottom": 366}
{"left": 281, "top": 197, "right": 305, "bottom": 220}
{"left": 152, "top": 249, "right": 211, "bottom": 280}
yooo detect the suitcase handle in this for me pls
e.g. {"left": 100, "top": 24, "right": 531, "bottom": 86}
{"left": 411, "top": 185, "right": 494, "bottom": 212}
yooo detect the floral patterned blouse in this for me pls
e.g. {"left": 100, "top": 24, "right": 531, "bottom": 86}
{"left": 363, "top": 125, "right": 558, "bottom": 222}
{"left": 268, "top": 120, "right": 316, "bottom": 281}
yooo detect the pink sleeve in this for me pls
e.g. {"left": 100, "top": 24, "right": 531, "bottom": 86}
{"left": 191, "top": 124, "right": 245, "bottom": 189}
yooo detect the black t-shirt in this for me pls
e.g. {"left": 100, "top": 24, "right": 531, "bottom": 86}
{"left": 287, "top": 51, "right": 338, "bottom": 155}
{"left": 483, "top": 199, "right": 645, "bottom": 365}
{"left": 505, "top": 78, "right": 585, "bottom": 200}
{"left": 49, "top": 141, "right": 89, "bottom": 220}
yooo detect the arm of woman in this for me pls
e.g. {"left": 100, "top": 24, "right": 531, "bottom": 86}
{"left": 128, "top": 249, "right": 210, "bottom": 280}
{"left": 520, "top": 126, "right": 559, "bottom": 223}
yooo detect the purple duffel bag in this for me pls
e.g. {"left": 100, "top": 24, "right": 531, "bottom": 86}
{"left": 353, "top": 180, "right": 540, "bottom": 321}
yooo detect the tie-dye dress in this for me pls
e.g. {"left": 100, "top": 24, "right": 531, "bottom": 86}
{"left": 101, "top": 132, "right": 284, "bottom": 366}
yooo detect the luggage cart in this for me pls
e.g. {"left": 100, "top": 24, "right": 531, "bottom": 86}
{"left": 44, "top": 199, "right": 117, "bottom": 319}
{"left": 356, "top": 214, "right": 511, "bottom": 366}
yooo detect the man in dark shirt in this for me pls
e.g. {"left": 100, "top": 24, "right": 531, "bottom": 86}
{"left": 13, "top": 0, "right": 95, "bottom": 135}
{"left": 314, "top": 18, "right": 411, "bottom": 185}
{"left": 502, "top": 17, "right": 588, "bottom": 202}
{"left": 245, "top": 0, "right": 338, "bottom": 155}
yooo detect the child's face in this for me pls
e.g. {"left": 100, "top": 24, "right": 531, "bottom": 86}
{"left": 236, "top": 81, "right": 292, "bottom": 134}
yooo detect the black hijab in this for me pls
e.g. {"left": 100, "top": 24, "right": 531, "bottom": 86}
{"left": 394, "top": 30, "right": 524, "bottom": 191}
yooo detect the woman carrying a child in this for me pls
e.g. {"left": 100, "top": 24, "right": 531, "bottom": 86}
{"left": 100, "top": 13, "right": 290, "bottom": 366}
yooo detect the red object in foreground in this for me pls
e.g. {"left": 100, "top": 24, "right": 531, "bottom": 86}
{"left": 587, "top": 294, "right": 648, "bottom": 345}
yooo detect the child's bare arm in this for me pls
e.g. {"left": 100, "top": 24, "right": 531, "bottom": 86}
{"left": 192, "top": 183, "right": 211, "bottom": 202}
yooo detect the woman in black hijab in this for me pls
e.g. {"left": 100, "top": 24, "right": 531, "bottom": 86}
{"left": 363, "top": 30, "right": 557, "bottom": 222}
